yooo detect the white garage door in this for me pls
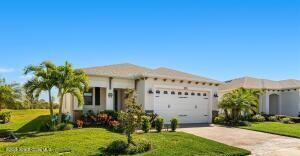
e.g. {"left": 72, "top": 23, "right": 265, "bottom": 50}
{"left": 153, "top": 89, "right": 210, "bottom": 124}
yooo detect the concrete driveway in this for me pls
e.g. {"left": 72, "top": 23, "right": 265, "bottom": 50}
{"left": 179, "top": 124, "right": 300, "bottom": 156}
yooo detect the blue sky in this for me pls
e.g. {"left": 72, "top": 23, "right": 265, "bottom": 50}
{"left": 0, "top": 0, "right": 299, "bottom": 85}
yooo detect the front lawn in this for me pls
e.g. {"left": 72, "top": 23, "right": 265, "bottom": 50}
{"left": 240, "top": 122, "right": 300, "bottom": 138}
{"left": 0, "top": 109, "right": 250, "bottom": 155}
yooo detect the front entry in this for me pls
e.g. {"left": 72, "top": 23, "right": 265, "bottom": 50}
{"left": 113, "top": 89, "right": 126, "bottom": 111}
{"left": 114, "top": 90, "right": 118, "bottom": 111}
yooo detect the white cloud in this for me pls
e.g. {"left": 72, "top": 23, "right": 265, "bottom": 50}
{"left": 0, "top": 67, "right": 14, "bottom": 73}
{"left": 19, "top": 74, "right": 33, "bottom": 84}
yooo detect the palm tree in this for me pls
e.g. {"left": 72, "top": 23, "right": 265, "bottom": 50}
{"left": 219, "top": 87, "right": 261, "bottom": 123}
{"left": 0, "top": 78, "right": 21, "bottom": 111}
{"left": 56, "top": 62, "right": 88, "bottom": 123}
{"left": 24, "top": 61, "right": 57, "bottom": 117}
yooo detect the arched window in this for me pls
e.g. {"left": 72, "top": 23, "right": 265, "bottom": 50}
{"left": 171, "top": 91, "right": 175, "bottom": 95}
{"left": 197, "top": 93, "right": 201, "bottom": 96}
{"left": 185, "top": 92, "right": 189, "bottom": 95}
{"left": 203, "top": 93, "right": 207, "bottom": 96}
{"left": 191, "top": 92, "right": 195, "bottom": 96}
{"left": 178, "top": 92, "right": 182, "bottom": 95}
{"left": 156, "top": 90, "right": 160, "bottom": 94}
{"left": 164, "top": 91, "right": 168, "bottom": 94}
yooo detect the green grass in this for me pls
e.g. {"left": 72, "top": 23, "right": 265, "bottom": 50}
{"left": 0, "top": 109, "right": 250, "bottom": 156}
{"left": 240, "top": 122, "right": 300, "bottom": 138}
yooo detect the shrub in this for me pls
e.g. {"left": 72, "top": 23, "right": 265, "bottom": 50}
{"left": 126, "top": 139, "right": 152, "bottom": 154}
{"left": 239, "top": 121, "right": 251, "bottom": 126}
{"left": 275, "top": 115, "right": 286, "bottom": 120}
{"left": 104, "top": 139, "right": 151, "bottom": 155}
{"left": 148, "top": 113, "right": 159, "bottom": 128}
{"left": 281, "top": 117, "right": 294, "bottom": 124}
{"left": 56, "top": 123, "right": 67, "bottom": 130}
{"left": 109, "top": 120, "right": 120, "bottom": 131}
{"left": 170, "top": 118, "right": 178, "bottom": 132}
{"left": 76, "top": 120, "right": 83, "bottom": 128}
{"left": 101, "top": 110, "right": 118, "bottom": 120}
{"left": 114, "top": 123, "right": 126, "bottom": 133}
{"left": 104, "top": 140, "right": 127, "bottom": 155}
{"left": 63, "top": 123, "right": 74, "bottom": 130}
{"left": 0, "top": 111, "right": 11, "bottom": 123}
{"left": 290, "top": 117, "right": 300, "bottom": 123}
{"left": 39, "top": 120, "right": 51, "bottom": 132}
{"left": 39, "top": 118, "right": 56, "bottom": 132}
{"left": 155, "top": 117, "right": 164, "bottom": 132}
{"left": 141, "top": 116, "right": 151, "bottom": 133}
{"left": 268, "top": 116, "right": 277, "bottom": 122}
{"left": 213, "top": 116, "right": 225, "bottom": 124}
{"left": 252, "top": 114, "right": 265, "bottom": 122}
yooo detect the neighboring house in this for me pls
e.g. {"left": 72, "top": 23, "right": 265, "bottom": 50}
{"left": 62, "top": 63, "right": 220, "bottom": 124}
{"left": 219, "top": 77, "right": 300, "bottom": 117}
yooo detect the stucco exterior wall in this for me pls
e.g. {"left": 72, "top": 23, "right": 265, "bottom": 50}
{"left": 281, "top": 90, "right": 300, "bottom": 116}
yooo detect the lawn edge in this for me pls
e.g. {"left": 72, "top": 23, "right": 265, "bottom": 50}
{"left": 239, "top": 127, "right": 300, "bottom": 139}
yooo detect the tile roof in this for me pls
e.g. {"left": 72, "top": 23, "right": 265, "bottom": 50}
{"left": 82, "top": 63, "right": 220, "bottom": 83}
{"left": 220, "top": 76, "right": 300, "bottom": 90}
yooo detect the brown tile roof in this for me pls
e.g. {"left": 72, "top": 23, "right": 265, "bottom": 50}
{"left": 82, "top": 63, "right": 220, "bottom": 83}
{"left": 220, "top": 76, "right": 300, "bottom": 91}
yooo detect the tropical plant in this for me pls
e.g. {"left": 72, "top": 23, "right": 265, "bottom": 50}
{"left": 56, "top": 62, "right": 87, "bottom": 123}
{"left": 24, "top": 61, "right": 58, "bottom": 117}
{"left": 118, "top": 89, "right": 143, "bottom": 144}
{"left": 219, "top": 87, "right": 261, "bottom": 124}
{"left": 0, "top": 78, "right": 22, "bottom": 111}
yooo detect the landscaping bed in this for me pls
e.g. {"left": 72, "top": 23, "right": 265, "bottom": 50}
{"left": 0, "top": 109, "right": 250, "bottom": 156}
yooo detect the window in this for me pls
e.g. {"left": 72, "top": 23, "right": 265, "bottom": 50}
{"left": 171, "top": 91, "right": 175, "bottom": 95}
{"left": 184, "top": 92, "right": 189, "bottom": 95}
{"left": 178, "top": 92, "right": 182, "bottom": 95}
{"left": 203, "top": 93, "right": 207, "bottom": 96}
{"left": 164, "top": 91, "right": 168, "bottom": 94}
{"left": 84, "top": 88, "right": 93, "bottom": 105}
{"left": 191, "top": 92, "right": 195, "bottom": 96}
{"left": 197, "top": 93, "right": 201, "bottom": 96}
{"left": 156, "top": 90, "right": 160, "bottom": 94}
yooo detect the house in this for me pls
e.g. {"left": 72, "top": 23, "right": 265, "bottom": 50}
{"left": 62, "top": 63, "right": 221, "bottom": 123}
{"left": 219, "top": 77, "right": 300, "bottom": 117}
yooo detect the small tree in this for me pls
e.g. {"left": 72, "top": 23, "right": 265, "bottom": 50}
{"left": 24, "top": 61, "right": 57, "bottom": 117}
{"left": 0, "top": 78, "right": 22, "bottom": 111}
{"left": 118, "top": 89, "right": 143, "bottom": 144}
{"left": 56, "top": 62, "right": 88, "bottom": 123}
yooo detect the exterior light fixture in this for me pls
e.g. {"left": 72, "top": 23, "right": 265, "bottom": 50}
{"left": 148, "top": 89, "right": 153, "bottom": 94}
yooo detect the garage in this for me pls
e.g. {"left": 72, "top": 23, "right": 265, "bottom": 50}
{"left": 153, "top": 88, "right": 210, "bottom": 124}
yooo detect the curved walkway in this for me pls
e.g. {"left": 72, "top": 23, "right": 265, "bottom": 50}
{"left": 179, "top": 124, "right": 300, "bottom": 156}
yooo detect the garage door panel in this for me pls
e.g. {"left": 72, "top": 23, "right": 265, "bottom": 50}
{"left": 154, "top": 89, "right": 210, "bottom": 123}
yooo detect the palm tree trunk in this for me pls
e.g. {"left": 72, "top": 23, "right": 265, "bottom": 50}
{"left": 58, "top": 94, "right": 64, "bottom": 124}
{"left": 0, "top": 103, "right": 2, "bottom": 111}
{"left": 48, "top": 90, "right": 54, "bottom": 117}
